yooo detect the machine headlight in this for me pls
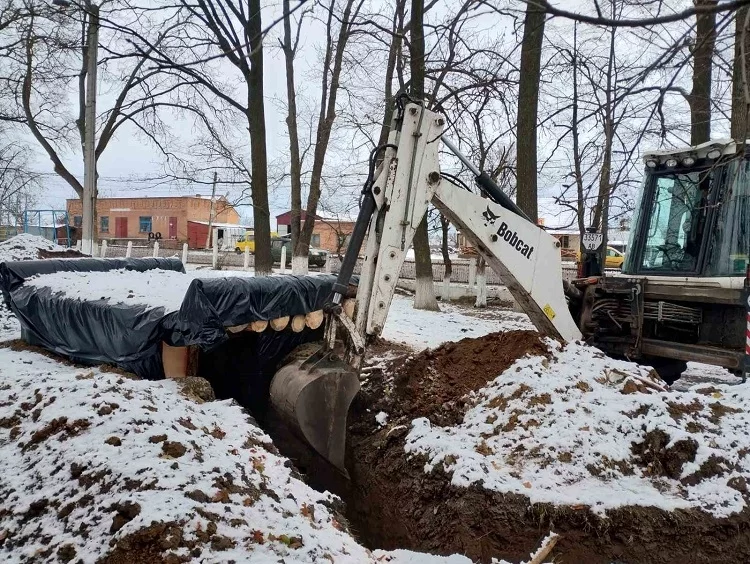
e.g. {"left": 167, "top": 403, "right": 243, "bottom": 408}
{"left": 665, "top": 158, "right": 678, "bottom": 168}
{"left": 707, "top": 148, "right": 722, "bottom": 159}
{"left": 682, "top": 156, "right": 696, "bottom": 166}
{"left": 645, "top": 158, "right": 658, "bottom": 168}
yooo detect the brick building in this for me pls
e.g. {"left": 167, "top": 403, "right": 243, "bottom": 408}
{"left": 67, "top": 196, "right": 240, "bottom": 246}
{"left": 275, "top": 211, "right": 356, "bottom": 254}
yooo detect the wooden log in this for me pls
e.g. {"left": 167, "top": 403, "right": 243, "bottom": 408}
{"left": 227, "top": 323, "right": 248, "bottom": 333}
{"left": 249, "top": 320, "right": 268, "bottom": 332}
{"left": 343, "top": 298, "right": 356, "bottom": 319}
{"left": 270, "top": 316, "right": 289, "bottom": 331}
{"left": 528, "top": 533, "right": 560, "bottom": 564}
{"left": 291, "top": 315, "right": 306, "bottom": 332}
{"left": 162, "top": 342, "right": 188, "bottom": 379}
{"left": 305, "top": 310, "right": 324, "bottom": 330}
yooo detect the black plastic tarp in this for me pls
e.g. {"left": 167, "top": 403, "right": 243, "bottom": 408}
{"left": 0, "top": 258, "right": 186, "bottom": 377}
{"left": 163, "top": 275, "right": 342, "bottom": 349}
{"left": 0, "top": 258, "right": 345, "bottom": 382}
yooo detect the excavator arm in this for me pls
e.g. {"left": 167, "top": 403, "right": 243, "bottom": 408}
{"left": 337, "top": 102, "right": 581, "bottom": 357}
{"left": 270, "top": 102, "right": 581, "bottom": 473}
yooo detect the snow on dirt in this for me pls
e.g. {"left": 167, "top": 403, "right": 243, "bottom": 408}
{"left": 381, "top": 294, "right": 534, "bottom": 350}
{"left": 0, "top": 343, "right": 540, "bottom": 564}
{"left": 403, "top": 339, "right": 750, "bottom": 518}
{"left": 0, "top": 234, "right": 64, "bottom": 263}
{"left": 24, "top": 269, "right": 194, "bottom": 314}
{"left": 0, "top": 346, "right": 372, "bottom": 563}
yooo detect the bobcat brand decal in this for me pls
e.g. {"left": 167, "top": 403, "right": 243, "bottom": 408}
{"left": 496, "top": 222, "right": 534, "bottom": 259}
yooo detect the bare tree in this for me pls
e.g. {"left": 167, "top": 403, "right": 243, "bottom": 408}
{"left": 731, "top": 6, "right": 750, "bottom": 138}
{"left": 515, "top": 0, "right": 546, "bottom": 223}
{"left": 1, "top": 1, "right": 185, "bottom": 240}
{"left": 690, "top": 0, "right": 718, "bottom": 144}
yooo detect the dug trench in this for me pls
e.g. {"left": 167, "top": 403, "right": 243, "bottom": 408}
{"left": 199, "top": 329, "right": 750, "bottom": 564}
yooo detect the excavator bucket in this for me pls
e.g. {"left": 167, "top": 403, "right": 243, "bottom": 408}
{"left": 269, "top": 343, "right": 360, "bottom": 473}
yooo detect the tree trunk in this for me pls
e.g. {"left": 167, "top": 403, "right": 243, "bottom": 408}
{"left": 596, "top": 21, "right": 616, "bottom": 270}
{"left": 282, "top": 0, "right": 306, "bottom": 274}
{"left": 475, "top": 256, "right": 487, "bottom": 308}
{"left": 296, "top": 0, "right": 357, "bottom": 262}
{"left": 410, "top": 0, "right": 439, "bottom": 311}
{"left": 440, "top": 214, "right": 452, "bottom": 301}
{"left": 247, "top": 0, "right": 272, "bottom": 275}
{"left": 515, "top": 0, "right": 545, "bottom": 223}
{"left": 732, "top": 6, "right": 750, "bottom": 140}
{"left": 690, "top": 0, "right": 717, "bottom": 146}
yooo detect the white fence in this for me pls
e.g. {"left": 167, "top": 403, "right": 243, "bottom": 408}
{"left": 104, "top": 245, "right": 601, "bottom": 285}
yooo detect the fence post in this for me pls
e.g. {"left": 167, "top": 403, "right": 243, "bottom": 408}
{"left": 152, "top": 241, "right": 159, "bottom": 258}
{"left": 76, "top": 240, "right": 82, "bottom": 252}
{"left": 244, "top": 245, "right": 250, "bottom": 270}
{"left": 468, "top": 257, "right": 477, "bottom": 287}
{"left": 212, "top": 236, "right": 218, "bottom": 269}
{"left": 182, "top": 243, "right": 188, "bottom": 266}
{"left": 280, "top": 245, "right": 287, "bottom": 274}
{"left": 126, "top": 241, "right": 133, "bottom": 258}
{"left": 100, "top": 239, "right": 107, "bottom": 258}
{"left": 324, "top": 254, "right": 332, "bottom": 273}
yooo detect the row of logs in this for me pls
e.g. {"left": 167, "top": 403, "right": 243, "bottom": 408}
{"left": 225, "top": 298, "right": 356, "bottom": 335}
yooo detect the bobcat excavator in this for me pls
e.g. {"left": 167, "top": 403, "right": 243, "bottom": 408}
{"left": 269, "top": 98, "right": 750, "bottom": 473}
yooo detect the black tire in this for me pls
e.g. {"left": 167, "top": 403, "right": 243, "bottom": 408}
{"left": 647, "top": 358, "right": 687, "bottom": 386}
{"left": 234, "top": 247, "right": 242, "bottom": 254}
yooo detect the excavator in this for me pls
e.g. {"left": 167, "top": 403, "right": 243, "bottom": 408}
{"left": 269, "top": 98, "right": 750, "bottom": 473}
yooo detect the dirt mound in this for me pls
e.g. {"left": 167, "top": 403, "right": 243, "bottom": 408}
{"left": 342, "top": 335, "right": 750, "bottom": 563}
{"left": 370, "top": 330, "right": 548, "bottom": 426}
{"left": 37, "top": 248, "right": 87, "bottom": 259}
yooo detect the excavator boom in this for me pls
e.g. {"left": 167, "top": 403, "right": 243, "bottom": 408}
{"left": 269, "top": 102, "right": 581, "bottom": 472}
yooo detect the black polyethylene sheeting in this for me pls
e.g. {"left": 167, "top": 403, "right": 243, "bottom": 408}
{"left": 0, "top": 258, "right": 185, "bottom": 378}
{"left": 163, "top": 274, "right": 340, "bottom": 349}
{"left": 1, "top": 259, "right": 345, "bottom": 383}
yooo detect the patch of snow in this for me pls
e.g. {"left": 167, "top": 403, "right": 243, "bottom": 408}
{"left": 382, "top": 294, "right": 534, "bottom": 350}
{"left": 0, "top": 233, "right": 64, "bottom": 263}
{"left": 404, "top": 340, "right": 750, "bottom": 518}
{"left": 0, "top": 345, "right": 491, "bottom": 563}
{"left": 25, "top": 268, "right": 193, "bottom": 313}
{"left": 0, "top": 302, "right": 20, "bottom": 342}
{"left": 375, "top": 412, "right": 389, "bottom": 427}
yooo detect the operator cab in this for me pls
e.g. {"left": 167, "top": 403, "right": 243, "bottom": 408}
{"left": 624, "top": 139, "right": 750, "bottom": 278}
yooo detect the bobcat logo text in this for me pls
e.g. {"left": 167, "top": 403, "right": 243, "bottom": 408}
{"left": 496, "top": 222, "right": 534, "bottom": 259}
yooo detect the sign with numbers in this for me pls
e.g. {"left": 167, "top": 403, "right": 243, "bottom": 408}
{"left": 582, "top": 232, "right": 604, "bottom": 252}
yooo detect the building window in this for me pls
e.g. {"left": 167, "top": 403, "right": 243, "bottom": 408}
{"left": 73, "top": 215, "right": 82, "bottom": 228}
{"left": 560, "top": 235, "right": 570, "bottom": 248}
{"left": 100, "top": 216, "right": 109, "bottom": 233}
{"left": 311, "top": 234, "right": 321, "bottom": 247}
{"left": 139, "top": 216, "right": 152, "bottom": 233}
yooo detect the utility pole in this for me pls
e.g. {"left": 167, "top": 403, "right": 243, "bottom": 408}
{"left": 81, "top": 2, "right": 99, "bottom": 256}
{"left": 205, "top": 171, "right": 217, "bottom": 249}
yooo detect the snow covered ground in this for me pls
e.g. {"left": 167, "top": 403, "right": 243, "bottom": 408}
{"left": 382, "top": 294, "right": 534, "bottom": 349}
{"left": 403, "top": 339, "right": 750, "bottom": 518}
{"left": 0, "top": 234, "right": 64, "bottom": 263}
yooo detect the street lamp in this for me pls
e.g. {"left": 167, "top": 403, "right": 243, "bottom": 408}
{"left": 52, "top": 0, "right": 98, "bottom": 255}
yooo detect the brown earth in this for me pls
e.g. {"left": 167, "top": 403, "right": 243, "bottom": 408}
{"left": 37, "top": 249, "right": 88, "bottom": 259}
{"left": 342, "top": 331, "right": 750, "bottom": 564}
{"left": 373, "top": 330, "right": 547, "bottom": 426}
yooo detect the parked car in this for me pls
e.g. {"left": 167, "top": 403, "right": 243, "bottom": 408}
{"left": 234, "top": 232, "right": 255, "bottom": 254}
{"left": 271, "top": 237, "right": 328, "bottom": 267}
{"left": 577, "top": 246, "right": 626, "bottom": 270}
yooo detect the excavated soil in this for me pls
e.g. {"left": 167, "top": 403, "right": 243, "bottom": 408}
{"left": 343, "top": 331, "right": 750, "bottom": 564}
{"left": 37, "top": 248, "right": 88, "bottom": 259}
